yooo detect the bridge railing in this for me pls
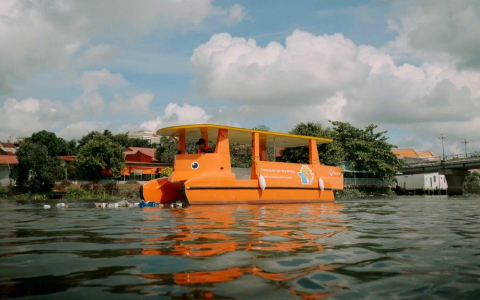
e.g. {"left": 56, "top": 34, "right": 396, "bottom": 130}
{"left": 402, "top": 152, "right": 480, "bottom": 169}
{"left": 445, "top": 152, "right": 480, "bottom": 161}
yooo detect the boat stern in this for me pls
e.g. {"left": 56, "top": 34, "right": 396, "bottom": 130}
{"left": 141, "top": 177, "right": 183, "bottom": 204}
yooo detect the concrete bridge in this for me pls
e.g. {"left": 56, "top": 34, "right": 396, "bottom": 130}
{"left": 399, "top": 153, "right": 480, "bottom": 195}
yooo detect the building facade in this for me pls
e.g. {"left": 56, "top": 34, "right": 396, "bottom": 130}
{"left": 128, "top": 131, "right": 161, "bottom": 144}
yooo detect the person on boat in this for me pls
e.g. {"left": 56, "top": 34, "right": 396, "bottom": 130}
{"left": 196, "top": 138, "right": 213, "bottom": 153}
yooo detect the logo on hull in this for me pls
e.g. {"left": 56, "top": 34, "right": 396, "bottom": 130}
{"left": 298, "top": 165, "right": 314, "bottom": 185}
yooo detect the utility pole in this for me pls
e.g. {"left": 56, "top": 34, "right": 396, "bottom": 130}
{"left": 438, "top": 134, "right": 446, "bottom": 161}
{"left": 462, "top": 138, "right": 468, "bottom": 158}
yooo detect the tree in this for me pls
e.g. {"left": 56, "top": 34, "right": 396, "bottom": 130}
{"left": 112, "top": 133, "right": 155, "bottom": 148}
{"left": 330, "top": 121, "right": 403, "bottom": 183}
{"left": 28, "top": 130, "right": 69, "bottom": 156}
{"left": 10, "top": 141, "right": 64, "bottom": 192}
{"left": 78, "top": 131, "right": 156, "bottom": 151}
{"left": 112, "top": 133, "right": 130, "bottom": 148}
{"left": 252, "top": 124, "right": 270, "bottom": 131}
{"left": 229, "top": 125, "right": 274, "bottom": 167}
{"left": 281, "top": 122, "right": 345, "bottom": 166}
{"left": 75, "top": 135, "right": 126, "bottom": 182}
{"left": 77, "top": 131, "right": 101, "bottom": 149}
{"left": 155, "top": 137, "right": 198, "bottom": 163}
{"left": 465, "top": 172, "right": 480, "bottom": 194}
{"left": 230, "top": 144, "right": 252, "bottom": 167}
{"left": 65, "top": 139, "right": 78, "bottom": 155}
{"left": 128, "top": 138, "right": 156, "bottom": 148}
{"left": 281, "top": 121, "right": 402, "bottom": 183}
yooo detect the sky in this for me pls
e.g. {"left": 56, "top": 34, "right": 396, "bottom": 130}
{"left": 1, "top": 0, "right": 479, "bottom": 156}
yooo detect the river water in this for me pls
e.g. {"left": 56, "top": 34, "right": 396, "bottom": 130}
{"left": 0, "top": 196, "right": 479, "bottom": 299}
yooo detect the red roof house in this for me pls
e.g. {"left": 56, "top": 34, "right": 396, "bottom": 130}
{"left": 0, "top": 143, "right": 17, "bottom": 155}
{"left": 0, "top": 155, "right": 18, "bottom": 165}
{"left": 124, "top": 147, "right": 158, "bottom": 163}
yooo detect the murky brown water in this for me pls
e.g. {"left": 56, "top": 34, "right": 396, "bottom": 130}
{"left": 0, "top": 196, "right": 479, "bottom": 299}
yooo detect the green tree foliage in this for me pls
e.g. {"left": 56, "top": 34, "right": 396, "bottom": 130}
{"left": 65, "top": 139, "right": 78, "bottom": 155}
{"left": 75, "top": 135, "right": 126, "bottom": 182}
{"left": 281, "top": 122, "right": 345, "bottom": 166}
{"left": 112, "top": 133, "right": 155, "bottom": 148}
{"left": 230, "top": 125, "right": 274, "bottom": 167}
{"left": 252, "top": 125, "right": 270, "bottom": 131}
{"left": 77, "top": 131, "right": 101, "bottom": 149}
{"left": 230, "top": 144, "right": 252, "bottom": 167}
{"left": 281, "top": 121, "right": 402, "bottom": 183}
{"left": 129, "top": 138, "right": 155, "bottom": 148}
{"left": 160, "top": 167, "right": 173, "bottom": 178}
{"left": 155, "top": 137, "right": 199, "bottom": 163}
{"left": 465, "top": 172, "right": 480, "bottom": 194}
{"left": 10, "top": 141, "right": 64, "bottom": 192}
{"left": 78, "top": 131, "right": 155, "bottom": 150}
{"left": 112, "top": 133, "right": 130, "bottom": 148}
{"left": 27, "top": 130, "right": 69, "bottom": 156}
{"left": 331, "top": 121, "right": 402, "bottom": 183}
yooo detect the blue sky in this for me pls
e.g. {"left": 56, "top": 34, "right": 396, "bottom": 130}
{"left": 1, "top": 0, "right": 479, "bottom": 156}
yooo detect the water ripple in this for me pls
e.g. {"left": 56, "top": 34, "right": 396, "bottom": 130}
{"left": 0, "top": 197, "right": 480, "bottom": 299}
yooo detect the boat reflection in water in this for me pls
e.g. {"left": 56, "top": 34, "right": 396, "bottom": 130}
{"left": 136, "top": 203, "right": 346, "bottom": 298}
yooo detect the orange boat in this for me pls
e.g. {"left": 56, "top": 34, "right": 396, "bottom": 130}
{"left": 141, "top": 124, "right": 343, "bottom": 205}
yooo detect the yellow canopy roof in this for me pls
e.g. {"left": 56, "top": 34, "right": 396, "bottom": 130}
{"left": 157, "top": 124, "right": 332, "bottom": 148}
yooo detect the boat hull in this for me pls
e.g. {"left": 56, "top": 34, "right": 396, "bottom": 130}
{"left": 183, "top": 186, "right": 335, "bottom": 205}
{"left": 142, "top": 175, "right": 336, "bottom": 205}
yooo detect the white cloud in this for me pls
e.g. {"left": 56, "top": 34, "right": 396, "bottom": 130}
{"left": 140, "top": 103, "right": 211, "bottom": 131}
{"left": 0, "top": 98, "right": 70, "bottom": 137}
{"left": 0, "top": 0, "right": 246, "bottom": 94}
{"left": 192, "top": 28, "right": 480, "bottom": 155}
{"left": 80, "top": 69, "right": 127, "bottom": 94}
{"left": 387, "top": 0, "right": 480, "bottom": 68}
{"left": 316, "top": 92, "right": 347, "bottom": 122}
{"left": 57, "top": 121, "right": 110, "bottom": 140}
{"left": 117, "top": 123, "right": 140, "bottom": 134}
{"left": 71, "top": 69, "right": 127, "bottom": 116}
{"left": 110, "top": 93, "right": 154, "bottom": 115}
{"left": 81, "top": 44, "right": 118, "bottom": 66}
{"left": 72, "top": 92, "right": 106, "bottom": 116}
{"left": 223, "top": 4, "right": 247, "bottom": 25}
{"left": 191, "top": 30, "right": 370, "bottom": 103}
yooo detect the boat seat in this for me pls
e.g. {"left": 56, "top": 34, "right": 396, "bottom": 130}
{"left": 231, "top": 168, "right": 251, "bottom": 180}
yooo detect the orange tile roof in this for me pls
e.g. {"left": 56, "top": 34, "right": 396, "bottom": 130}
{"left": 420, "top": 151, "right": 440, "bottom": 158}
{"left": 0, "top": 155, "right": 19, "bottom": 165}
{"left": 392, "top": 149, "right": 439, "bottom": 159}
{"left": 125, "top": 147, "right": 157, "bottom": 160}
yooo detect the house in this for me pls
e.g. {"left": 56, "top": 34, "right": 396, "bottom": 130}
{"left": 128, "top": 130, "right": 160, "bottom": 144}
{"left": 125, "top": 147, "right": 157, "bottom": 163}
{"left": 123, "top": 147, "right": 170, "bottom": 180}
{"left": 55, "top": 148, "right": 171, "bottom": 181}
{"left": 393, "top": 149, "right": 447, "bottom": 194}
{"left": 0, "top": 142, "right": 18, "bottom": 155}
{"left": 0, "top": 155, "right": 18, "bottom": 187}
{"left": 393, "top": 149, "right": 440, "bottom": 164}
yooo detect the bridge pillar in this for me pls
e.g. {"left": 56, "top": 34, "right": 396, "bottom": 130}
{"left": 439, "top": 169, "right": 469, "bottom": 195}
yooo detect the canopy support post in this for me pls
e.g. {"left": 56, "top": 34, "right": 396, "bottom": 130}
{"left": 251, "top": 132, "right": 260, "bottom": 180}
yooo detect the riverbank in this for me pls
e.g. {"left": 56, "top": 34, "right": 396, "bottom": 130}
{"left": 335, "top": 187, "right": 396, "bottom": 199}
{"left": 0, "top": 181, "right": 142, "bottom": 201}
